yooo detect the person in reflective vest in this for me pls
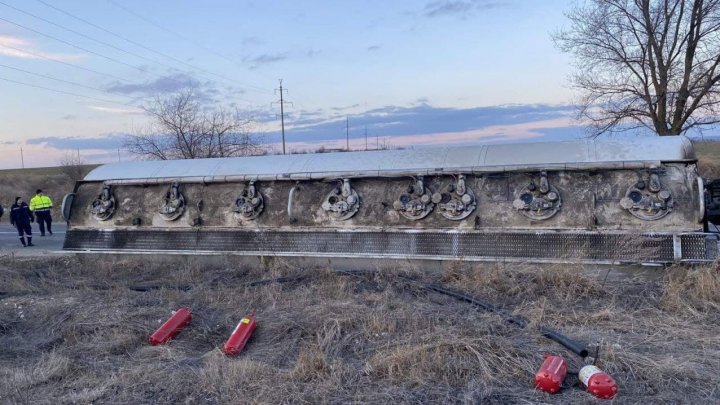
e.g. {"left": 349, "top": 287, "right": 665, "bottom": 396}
{"left": 29, "top": 189, "right": 53, "bottom": 236}
{"left": 10, "top": 197, "right": 34, "bottom": 247}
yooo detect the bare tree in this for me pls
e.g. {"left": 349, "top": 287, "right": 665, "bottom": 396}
{"left": 125, "top": 88, "right": 264, "bottom": 159}
{"left": 58, "top": 152, "right": 88, "bottom": 182}
{"left": 555, "top": 0, "right": 720, "bottom": 136}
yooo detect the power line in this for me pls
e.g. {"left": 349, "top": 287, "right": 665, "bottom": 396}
{"left": 0, "top": 1, "right": 186, "bottom": 75}
{"left": 0, "top": 16, "right": 181, "bottom": 81}
{"left": 31, "top": 0, "right": 272, "bottom": 94}
{"left": 105, "top": 1, "right": 283, "bottom": 104}
{"left": 105, "top": 0, "right": 246, "bottom": 69}
{"left": 0, "top": 43, "right": 133, "bottom": 83}
{"left": 104, "top": 1, "right": 279, "bottom": 99}
{"left": 0, "top": 62, "right": 133, "bottom": 97}
{"left": 0, "top": 75, "right": 135, "bottom": 106}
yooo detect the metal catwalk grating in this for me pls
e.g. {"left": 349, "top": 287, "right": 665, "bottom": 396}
{"left": 63, "top": 229, "right": 719, "bottom": 263}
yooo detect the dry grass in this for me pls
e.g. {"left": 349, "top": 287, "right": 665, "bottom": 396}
{"left": 662, "top": 264, "right": 720, "bottom": 313}
{"left": 0, "top": 166, "right": 85, "bottom": 218}
{"left": 0, "top": 255, "right": 719, "bottom": 403}
{"left": 694, "top": 139, "right": 720, "bottom": 177}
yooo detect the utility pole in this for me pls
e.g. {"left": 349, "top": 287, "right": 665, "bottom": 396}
{"left": 273, "top": 79, "right": 292, "bottom": 154}
{"left": 364, "top": 127, "right": 368, "bottom": 151}
{"left": 345, "top": 117, "right": 350, "bottom": 151}
{"left": 117, "top": 147, "right": 121, "bottom": 162}
{"left": 20, "top": 147, "right": 24, "bottom": 169}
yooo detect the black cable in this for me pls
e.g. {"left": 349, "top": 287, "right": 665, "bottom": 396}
{"left": 540, "top": 327, "right": 589, "bottom": 358}
{"left": 128, "top": 275, "right": 310, "bottom": 292}
{"left": 398, "top": 274, "right": 589, "bottom": 358}
{"left": 128, "top": 285, "right": 191, "bottom": 292}
{"left": 425, "top": 283, "right": 497, "bottom": 312}
{"left": 243, "top": 275, "right": 309, "bottom": 287}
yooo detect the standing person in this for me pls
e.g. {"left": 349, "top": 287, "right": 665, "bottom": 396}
{"left": 29, "top": 189, "right": 53, "bottom": 236}
{"left": 10, "top": 197, "right": 34, "bottom": 247}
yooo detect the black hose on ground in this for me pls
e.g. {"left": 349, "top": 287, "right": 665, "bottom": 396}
{"left": 398, "top": 274, "right": 588, "bottom": 358}
{"left": 505, "top": 314, "right": 529, "bottom": 328}
{"left": 245, "top": 275, "right": 309, "bottom": 286}
{"left": 427, "top": 283, "right": 529, "bottom": 327}
{"left": 540, "top": 326, "right": 589, "bottom": 358}
{"left": 425, "top": 284, "right": 496, "bottom": 312}
{"left": 128, "top": 285, "right": 192, "bottom": 292}
{"left": 128, "top": 276, "right": 309, "bottom": 292}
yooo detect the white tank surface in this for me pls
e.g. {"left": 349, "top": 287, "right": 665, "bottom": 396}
{"left": 84, "top": 136, "right": 696, "bottom": 183}
{"left": 64, "top": 136, "right": 718, "bottom": 264}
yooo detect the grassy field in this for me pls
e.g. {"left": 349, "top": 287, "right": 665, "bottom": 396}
{"left": 0, "top": 165, "right": 96, "bottom": 219}
{"left": 694, "top": 139, "right": 720, "bottom": 177}
{"left": 0, "top": 256, "right": 718, "bottom": 403}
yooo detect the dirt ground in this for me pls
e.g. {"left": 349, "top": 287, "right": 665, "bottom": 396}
{"left": 0, "top": 255, "right": 718, "bottom": 404}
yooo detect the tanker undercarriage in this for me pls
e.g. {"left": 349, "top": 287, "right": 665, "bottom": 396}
{"left": 62, "top": 137, "right": 719, "bottom": 264}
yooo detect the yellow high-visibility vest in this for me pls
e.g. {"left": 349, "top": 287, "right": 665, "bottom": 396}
{"left": 29, "top": 195, "right": 53, "bottom": 211}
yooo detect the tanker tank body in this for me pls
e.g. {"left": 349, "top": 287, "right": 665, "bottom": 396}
{"left": 61, "top": 136, "right": 719, "bottom": 264}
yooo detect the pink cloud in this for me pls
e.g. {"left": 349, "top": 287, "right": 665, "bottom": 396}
{"left": 276, "top": 116, "right": 580, "bottom": 152}
{"left": 0, "top": 143, "right": 114, "bottom": 170}
{"left": 0, "top": 35, "right": 84, "bottom": 62}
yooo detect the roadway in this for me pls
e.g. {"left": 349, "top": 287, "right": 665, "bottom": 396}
{"left": 0, "top": 222, "right": 67, "bottom": 256}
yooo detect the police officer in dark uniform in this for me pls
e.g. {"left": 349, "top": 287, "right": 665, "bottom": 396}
{"left": 10, "top": 197, "right": 34, "bottom": 247}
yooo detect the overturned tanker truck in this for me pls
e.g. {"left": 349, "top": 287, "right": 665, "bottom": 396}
{"left": 61, "top": 136, "right": 719, "bottom": 264}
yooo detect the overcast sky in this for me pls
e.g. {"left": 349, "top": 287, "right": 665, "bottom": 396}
{"left": 1, "top": 0, "right": 586, "bottom": 168}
